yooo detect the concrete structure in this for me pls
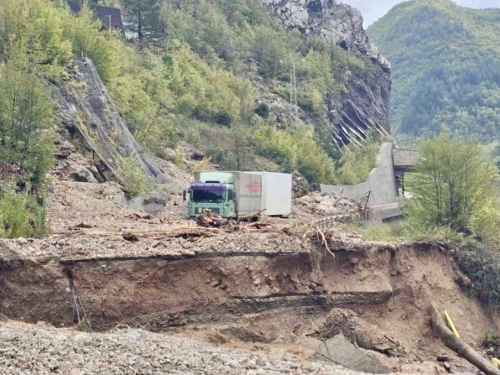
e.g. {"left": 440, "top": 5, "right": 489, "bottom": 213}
{"left": 315, "top": 143, "right": 418, "bottom": 222}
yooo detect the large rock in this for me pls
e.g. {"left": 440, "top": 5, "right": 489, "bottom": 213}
{"left": 261, "top": 0, "right": 391, "bottom": 144}
{"left": 70, "top": 167, "right": 98, "bottom": 183}
{"left": 313, "top": 333, "right": 391, "bottom": 373}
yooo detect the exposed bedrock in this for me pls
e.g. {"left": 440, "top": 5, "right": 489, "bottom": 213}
{"left": 262, "top": 0, "right": 392, "bottom": 144}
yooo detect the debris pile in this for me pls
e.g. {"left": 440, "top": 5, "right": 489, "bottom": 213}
{"left": 0, "top": 323, "right": 356, "bottom": 375}
{"left": 195, "top": 209, "right": 276, "bottom": 233}
{"left": 295, "top": 192, "right": 366, "bottom": 217}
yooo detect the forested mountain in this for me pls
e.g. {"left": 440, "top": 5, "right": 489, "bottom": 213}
{"left": 368, "top": 0, "right": 500, "bottom": 142}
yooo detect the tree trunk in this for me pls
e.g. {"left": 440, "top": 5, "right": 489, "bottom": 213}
{"left": 429, "top": 307, "right": 500, "bottom": 375}
{"left": 138, "top": 9, "right": 143, "bottom": 40}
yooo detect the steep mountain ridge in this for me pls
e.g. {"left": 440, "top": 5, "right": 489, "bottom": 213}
{"left": 368, "top": 0, "right": 500, "bottom": 141}
{"left": 263, "top": 0, "right": 392, "bottom": 144}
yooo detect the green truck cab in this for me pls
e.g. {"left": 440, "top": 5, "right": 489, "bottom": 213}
{"left": 187, "top": 172, "right": 237, "bottom": 218}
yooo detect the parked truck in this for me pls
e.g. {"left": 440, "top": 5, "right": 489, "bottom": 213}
{"left": 185, "top": 171, "right": 292, "bottom": 218}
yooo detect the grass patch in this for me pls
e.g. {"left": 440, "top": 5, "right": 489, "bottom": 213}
{"left": 343, "top": 220, "right": 465, "bottom": 243}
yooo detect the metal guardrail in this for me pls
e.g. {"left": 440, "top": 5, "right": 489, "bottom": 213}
{"left": 312, "top": 214, "right": 360, "bottom": 230}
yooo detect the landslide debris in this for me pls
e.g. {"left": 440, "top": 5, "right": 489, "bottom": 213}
{"left": 294, "top": 192, "right": 366, "bottom": 218}
{"left": 0, "top": 322, "right": 372, "bottom": 375}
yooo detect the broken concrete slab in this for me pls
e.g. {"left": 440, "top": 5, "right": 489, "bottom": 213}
{"left": 312, "top": 333, "right": 391, "bottom": 374}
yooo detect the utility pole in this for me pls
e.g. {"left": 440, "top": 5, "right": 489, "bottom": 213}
{"left": 289, "top": 59, "right": 298, "bottom": 116}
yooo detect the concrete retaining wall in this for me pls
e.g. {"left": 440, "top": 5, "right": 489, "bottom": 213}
{"left": 318, "top": 143, "right": 398, "bottom": 208}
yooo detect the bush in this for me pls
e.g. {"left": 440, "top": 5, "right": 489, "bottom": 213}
{"left": 117, "top": 157, "right": 148, "bottom": 196}
{"left": 0, "top": 53, "right": 55, "bottom": 186}
{"left": 334, "top": 132, "right": 380, "bottom": 185}
{"left": 455, "top": 242, "right": 500, "bottom": 306}
{"left": 192, "top": 157, "right": 212, "bottom": 173}
{"left": 0, "top": 191, "right": 49, "bottom": 239}
{"left": 255, "top": 103, "right": 269, "bottom": 118}
{"left": 62, "top": 4, "right": 121, "bottom": 83}
{"left": 254, "top": 126, "right": 297, "bottom": 173}
{"left": 215, "top": 111, "right": 233, "bottom": 126}
{"left": 253, "top": 123, "right": 337, "bottom": 183}
{"left": 205, "top": 146, "right": 237, "bottom": 170}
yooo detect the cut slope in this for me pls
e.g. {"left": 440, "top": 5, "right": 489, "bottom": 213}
{"left": 53, "top": 57, "right": 167, "bottom": 189}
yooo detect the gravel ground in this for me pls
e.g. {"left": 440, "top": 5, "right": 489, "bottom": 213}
{"left": 0, "top": 323, "right": 413, "bottom": 375}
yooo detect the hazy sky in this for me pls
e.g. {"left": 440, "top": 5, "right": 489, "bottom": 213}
{"left": 340, "top": 0, "right": 500, "bottom": 26}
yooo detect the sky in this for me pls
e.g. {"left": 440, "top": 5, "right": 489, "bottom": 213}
{"left": 340, "top": 0, "right": 500, "bottom": 26}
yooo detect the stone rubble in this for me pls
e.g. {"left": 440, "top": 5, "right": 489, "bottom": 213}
{"left": 0, "top": 324, "right": 419, "bottom": 375}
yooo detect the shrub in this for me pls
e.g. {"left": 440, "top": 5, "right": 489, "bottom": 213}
{"left": 117, "top": 157, "right": 148, "bottom": 196}
{"left": 215, "top": 112, "right": 233, "bottom": 126}
{"left": 253, "top": 123, "right": 337, "bottom": 183}
{"left": 175, "top": 147, "right": 186, "bottom": 171}
{"left": 62, "top": 4, "right": 121, "bottom": 83}
{"left": 205, "top": 146, "right": 237, "bottom": 170}
{"left": 254, "top": 126, "right": 297, "bottom": 173}
{"left": 294, "top": 129, "right": 336, "bottom": 184}
{"left": 455, "top": 242, "right": 500, "bottom": 306}
{"left": 0, "top": 53, "right": 55, "bottom": 186}
{"left": 192, "top": 157, "right": 212, "bottom": 173}
{"left": 0, "top": 191, "right": 49, "bottom": 239}
{"left": 334, "top": 132, "right": 380, "bottom": 185}
{"left": 255, "top": 103, "right": 270, "bottom": 118}
{"left": 0, "top": 0, "right": 72, "bottom": 75}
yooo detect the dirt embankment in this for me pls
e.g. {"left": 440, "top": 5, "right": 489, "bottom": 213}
{"left": 1, "top": 240, "right": 497, "bottom": 372}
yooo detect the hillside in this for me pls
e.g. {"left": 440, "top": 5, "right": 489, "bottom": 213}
{"left": 1, "top": 0, "right": 390, "bottom": 187}
{"left": 368, "top": 0, "right": 500, "bottom": 142}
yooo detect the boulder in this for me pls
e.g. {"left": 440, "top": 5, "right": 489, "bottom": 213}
{"left": 70, "top": 167, "right": 98, "bottom": 183}
{"left": 312, "top": 333, "right": 391, "bottom": 374}
{"left": 88, "top": 165, "right": 104, "bottom": 182}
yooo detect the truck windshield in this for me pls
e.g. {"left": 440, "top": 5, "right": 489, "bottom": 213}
{"left": 192, "top": 189, "right": 225, "bottom": 203}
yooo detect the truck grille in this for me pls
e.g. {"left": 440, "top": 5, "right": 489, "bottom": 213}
{"left": 198, "top": 208, "right": 220, "bottom": 215}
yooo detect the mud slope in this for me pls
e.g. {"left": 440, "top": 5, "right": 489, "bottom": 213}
{"left": 1, "top": 241, "right": 497, "bottom": 365}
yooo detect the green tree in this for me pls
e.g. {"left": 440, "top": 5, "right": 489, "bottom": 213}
{"left": 122, "top": 0, "right": 162, "bottom": 41}
{"left": 404, "top": 133, "right": 500, "bottom": 243}
{"left": 0, "top": 54, "right": 55, "bottom": 185}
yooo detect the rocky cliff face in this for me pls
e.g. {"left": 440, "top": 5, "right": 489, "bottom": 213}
{"left": 262, "top": 0, "right": 392, "bottom": 144}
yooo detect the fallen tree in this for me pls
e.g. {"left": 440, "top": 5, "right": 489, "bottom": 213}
{"left": 429, "top": 306, "right": 500, "bottom": 375}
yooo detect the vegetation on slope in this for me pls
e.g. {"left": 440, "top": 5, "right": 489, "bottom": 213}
{"left": 368, "top": 0, "right": 500, "bottom": 142}
{"left": 0, "top": 0, "right": 382, "bottom": 237}
{"left": 1, "top": 0, "right": 380, "bottom": 184}
{"left": 108, "top": 0, "right": 376, "bottom": 183}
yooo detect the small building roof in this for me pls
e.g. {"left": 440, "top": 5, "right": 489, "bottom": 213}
{"left": 66, "top": 1, "right": 124, "bottom": 30}
{"left": 96, "top": 6, "right": 124, "bottom": 29}
{"left": 393, "top": 148, "right": 419, "bottom": 171}
{"left": 66, "top": 0, "right": 82, "bottom": 13}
